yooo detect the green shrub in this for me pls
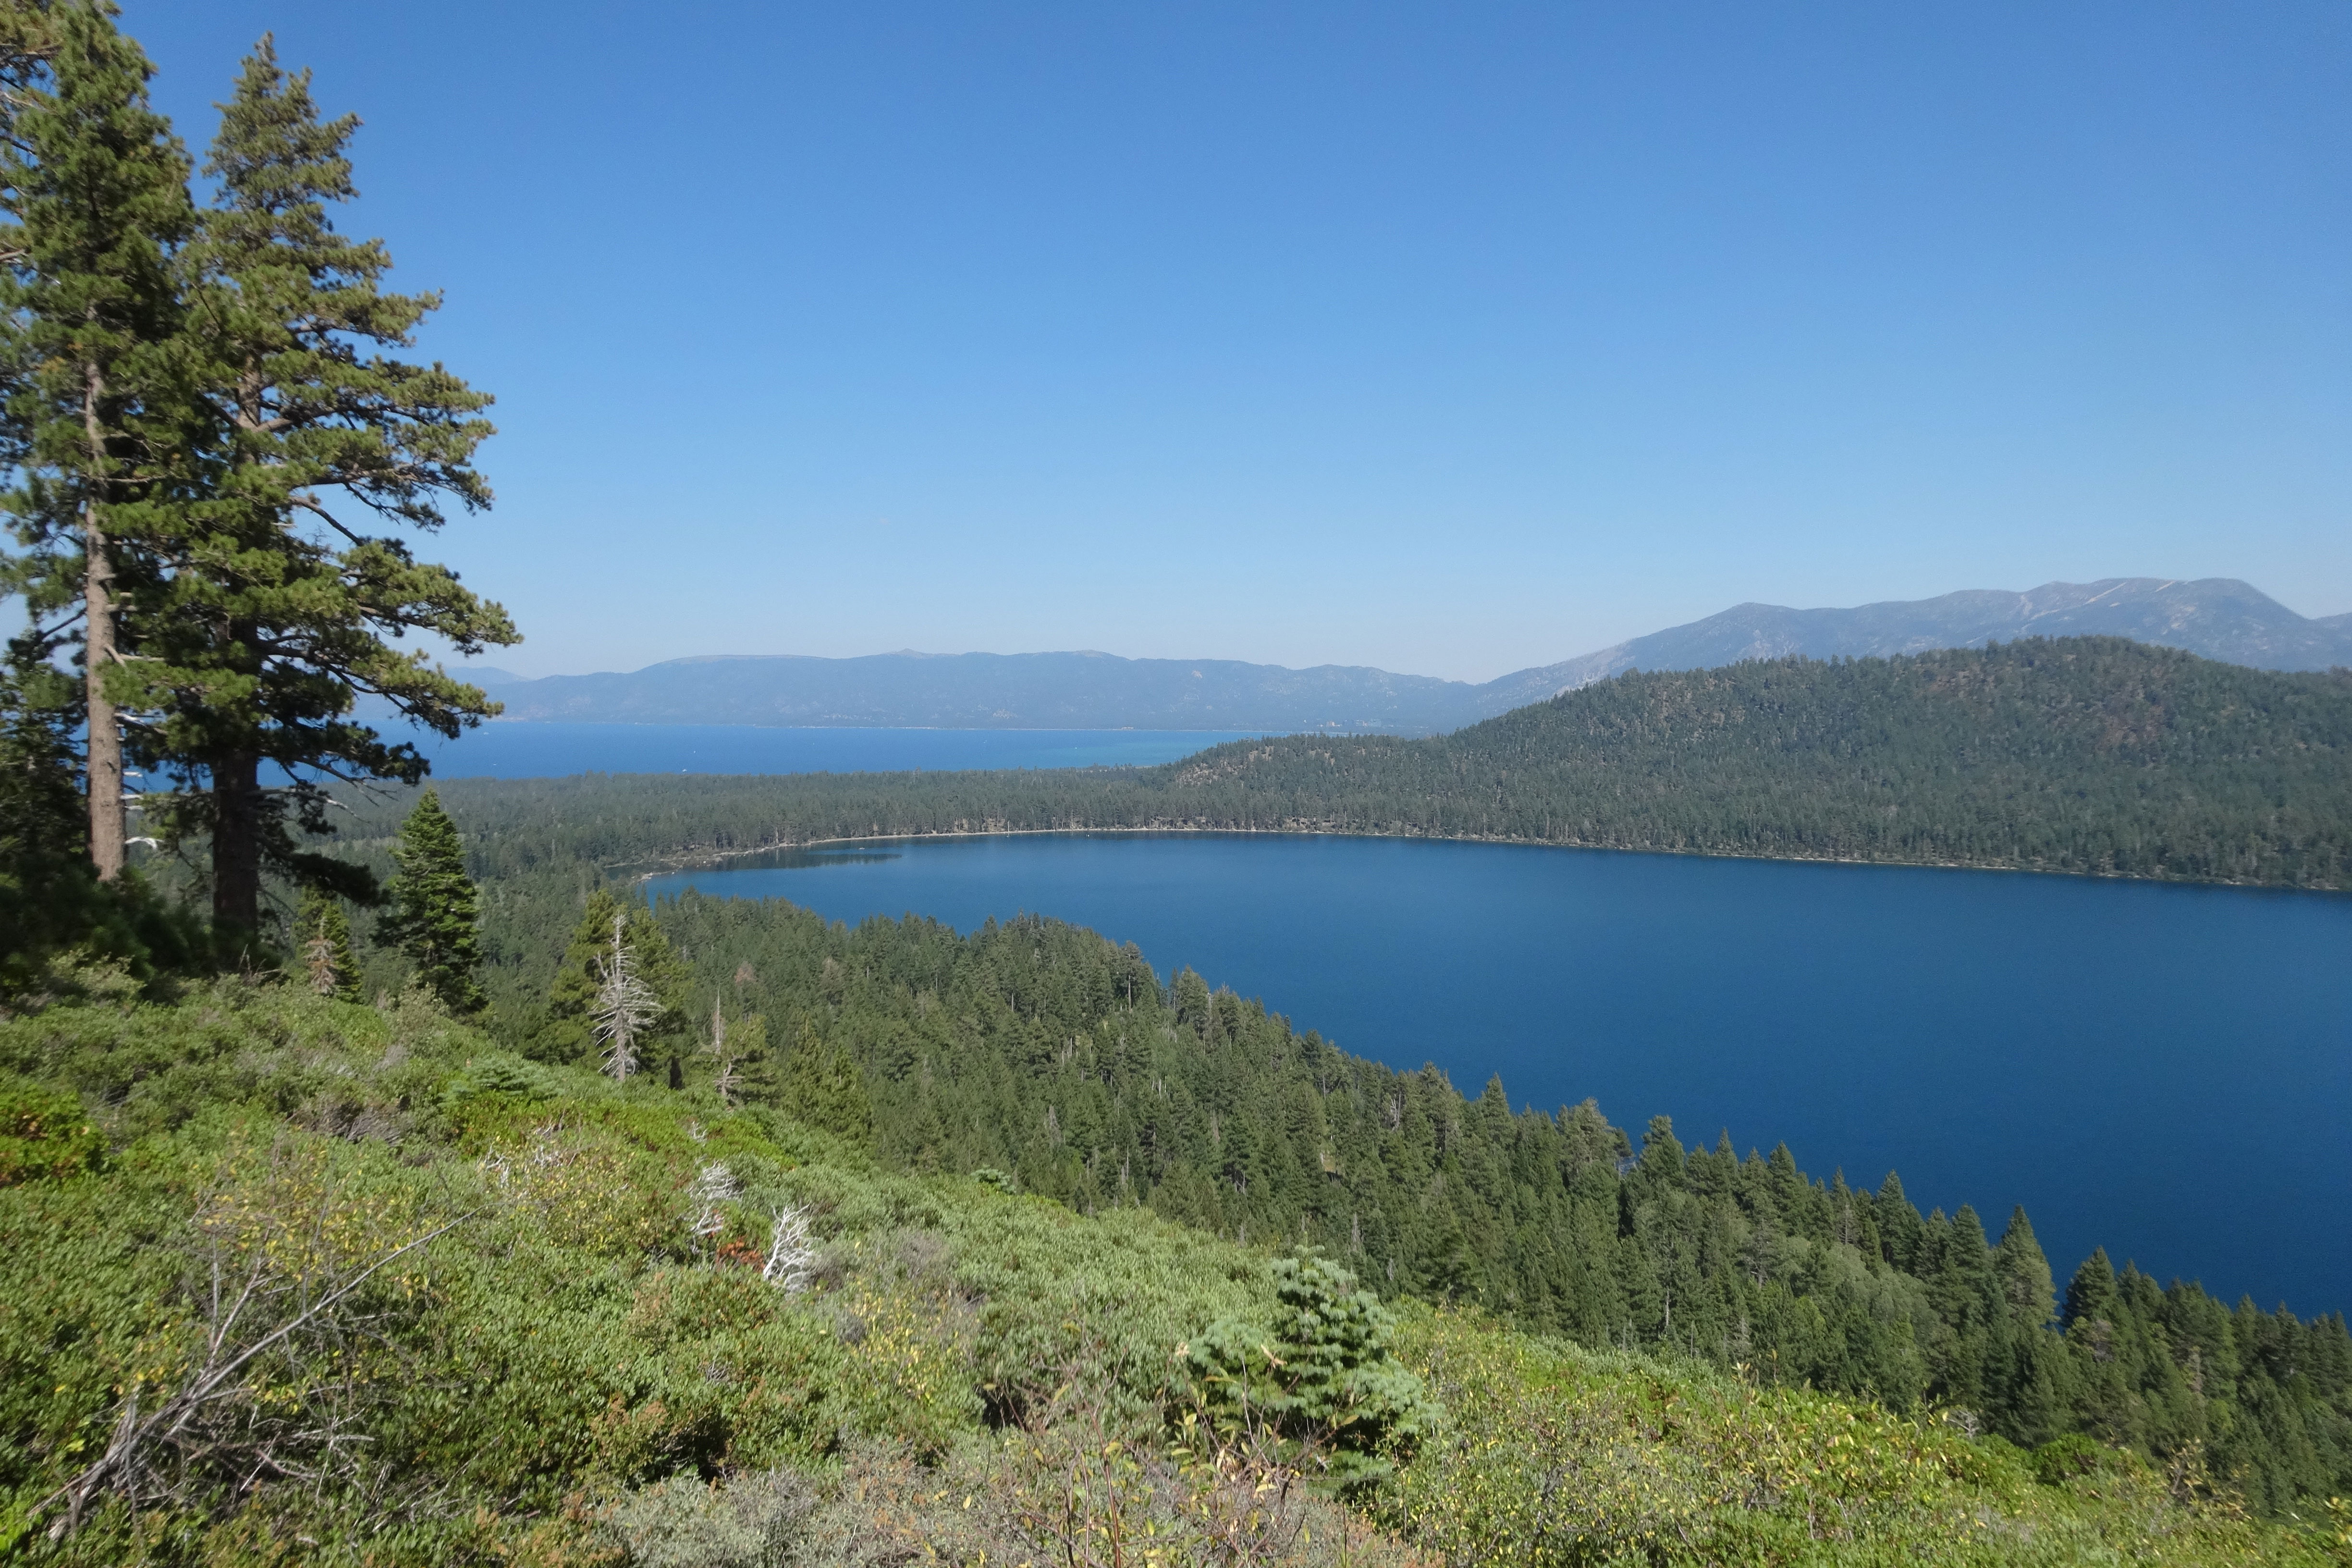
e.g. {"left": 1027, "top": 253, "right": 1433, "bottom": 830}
{"left": 0, "top": 986, "right": 2334, "bottom": 1566}
{"left": 0, "top": 1072, "right": 101, "bottom": 1183}
{"left": 441, "top": 1051, "right": 560, "bottom": 1106}
{"left": 2030, "top": 1432, "right": 2114, "bottom": 1486}
{"left": 1186, "top": 1253, "right": 1433, "bottom": 1485}
{"left": 604, "top": 1467, "right": 809, "bottom": 1568}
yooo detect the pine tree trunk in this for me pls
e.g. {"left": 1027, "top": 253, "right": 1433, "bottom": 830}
{"left": 83, "top": 502, "right": 123, "bottom": 881}
{"left": 211, "top": 748, "right": 261, "bottom": 931}
{"left": 81, "top": 354, "right": 124, "bottom": 882}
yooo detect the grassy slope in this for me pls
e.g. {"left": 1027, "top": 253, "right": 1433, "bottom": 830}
{"left": 1, "top": 984, "right": 2339, "bottom": 1566}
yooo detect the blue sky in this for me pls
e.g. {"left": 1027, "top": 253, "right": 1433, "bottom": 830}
{"left": 127, "top": 1, "right": 2350, "bottom": 681}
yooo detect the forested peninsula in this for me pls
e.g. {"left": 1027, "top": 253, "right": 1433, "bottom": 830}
{"left": 405, "top": 638, "right": 2352, "bottom": 892}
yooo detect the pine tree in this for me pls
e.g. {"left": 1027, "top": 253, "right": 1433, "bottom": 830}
{"left": 703, "top": 997, "right": 771, "bottom": 1108}
{"left": 147, "top": 37, "right": 515, "bottom": 931}
{"left": 531, "top": 887, "right": 688, "bottom": 1062}
{"left": 783, "top": 1021, "right": 872, "bottom": 1142}
{"left": 0, "top": 1, "right": 206, "bottom": 885}
{"left": 294, "top": 885, "right": 357, "bottom": 1000}
{"left": 376, "top": 788, "right": 481, "bottom": 1012}
{"left": 1993, "top": 1206, "right": 2057, "bottom": 1328}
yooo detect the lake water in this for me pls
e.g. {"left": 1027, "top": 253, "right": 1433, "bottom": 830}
{"left": 415, "top": 723, "right": 1263, "bottom": 778}
{"left": 646, "top": 832, "right": 2352, "bottom": 1317}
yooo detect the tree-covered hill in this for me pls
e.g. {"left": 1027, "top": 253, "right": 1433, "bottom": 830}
{"left": 384, "top": 638, "right": 2352, "bottom": 892}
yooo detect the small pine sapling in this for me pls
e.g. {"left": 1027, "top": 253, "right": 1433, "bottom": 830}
{"left": 295, "top": 888, "right": 359, "bottom": 1000}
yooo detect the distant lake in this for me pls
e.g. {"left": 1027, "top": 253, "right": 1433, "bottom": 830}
{"left": 416, "top": 723, "right": 1263, "bottom": 778}
{"left": 645, "top": 833, "right": 2352, "bottom": 1317}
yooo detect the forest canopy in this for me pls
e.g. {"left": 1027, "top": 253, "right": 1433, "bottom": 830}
{"left": 363, "top": 638, "right": 2352, "bottom": 894}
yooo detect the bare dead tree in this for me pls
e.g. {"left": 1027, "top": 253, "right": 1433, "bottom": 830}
{"left": 761, "top": 1205, "right": 818, "bottom": 1292}
{"left": 705, "top": 996, "right": 744, "bottom": 1107}
{"left": 686, "top": 1160, "right": 738, "bottom": 1262}
{"left": 32, "top": 1150, "right": 476, "bottom": 1540}
{"left": 589, "top": 912, "right": 659, "bottom": 1081}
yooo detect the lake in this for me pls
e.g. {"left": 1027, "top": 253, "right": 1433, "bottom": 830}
{"left": 415, "top": 723, "right": 1265, "bottom": 779}
{"left": 646, "top": 832, "right": 2352, "bottom": 1317}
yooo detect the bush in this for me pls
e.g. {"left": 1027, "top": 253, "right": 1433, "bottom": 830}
{"left": 604, "top": 1467, "right": 810, "bottom": 1567}
{"left": 2030, "top": 1432, "right": 2114, "bottom": 1486}
{"left": 1186, "top": 1253, "right": 1433, "bottom": 1486}
{"left": 0, "top": 1072, "right": 101, "bottom": 1184}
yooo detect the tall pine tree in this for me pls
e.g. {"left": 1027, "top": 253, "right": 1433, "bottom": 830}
{"left": 376, "top": 787, "right": 481, "bottom": 1012}
{"left": 151, "top": 37, "right": 514, "bottom": 932}
{"left": 0, "top": 1, "right": 205, "bottom": 885}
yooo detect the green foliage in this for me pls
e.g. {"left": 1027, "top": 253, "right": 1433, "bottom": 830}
{"left": 527, "top": 884, "right": 691, "bottom": 1063}
{"left": 0, "top": 982, "right": 2332, "bottom": 1564}
{"left": 1381, "top": 1305, "right": 2306, "bottom": 1567}
{"left": 780, "top": 1021, "right": 872, "bottom": 1144}
{"left": 140, "top": 37, "right": 515, "bottom": 931}
{"left": 1188, "top": 1253, "right": 1433, "bottom": 1484}
{"left": 0, "top": 671, "right": 205, "bottom": 997}
{"left": 439, "top": 1050, "right": 557, "bottom": 1106}
{"left": 0, "top": 1071, "right": 101, "bottom": 1184}
{"left": 377, "top": 788, "right": 484, "bottom": 1012}
{"left": 2030, "top": 1433, "right": 2111, "bottom": 1486}
{"left": 0, "top": 3, "right": 203, "bottom": 726}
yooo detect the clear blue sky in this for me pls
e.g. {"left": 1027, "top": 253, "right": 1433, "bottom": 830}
{"left": 129, "top": 1, "right": 2350, "bottom": 681}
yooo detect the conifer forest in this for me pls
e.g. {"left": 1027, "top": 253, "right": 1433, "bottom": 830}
{"left": 2, "top": 4, "right": 2350, "bottom": 1565}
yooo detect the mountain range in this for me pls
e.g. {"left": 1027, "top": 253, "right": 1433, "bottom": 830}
{"left": 470, "top": 577, "right": 2352, "bottom": 735}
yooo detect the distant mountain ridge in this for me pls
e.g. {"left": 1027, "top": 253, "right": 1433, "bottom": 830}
{"left": 474, "top": 577, "right": 2352, "bottom": 735}
{"left": 477, "top": 650, "right": 1477, "bottom": 733}
{"left": 1480, "top": 577, "right": 2352, "bottom": 710}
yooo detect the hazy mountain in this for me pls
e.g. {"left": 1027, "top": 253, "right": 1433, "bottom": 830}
{"left": 482, "top": 650, "right": 1476, "bottom": 734}
{"left": 1470, "top": 578, "right": 2352, "bottom": 715}
{"left": 471, "top": 578, "right": 2352, "bottom": 735}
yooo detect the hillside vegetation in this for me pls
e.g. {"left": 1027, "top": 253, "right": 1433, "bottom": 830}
{"left": 2, "top": 980, "right": 2342, "bottom": 1566}
{"left": 392, "top": 639, "right": 2352, "bottom": 891}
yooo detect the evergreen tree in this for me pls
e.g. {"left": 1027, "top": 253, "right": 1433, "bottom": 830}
{"left": 0, "top": 0, "right": 205, "bottom": 885}
{"left": 1186, "top": 1253, "right": 1431, "bottom": 1484}
{"left": 782, "top": 1021, "right": 872, "bottom": 1142}
{"left": 294, "top": 884, "right": 357, "bottom": 1000}
{"left": 530, "top": 886, "right": 688, "bottom": 1062}
{"left": 1991, "top": 1206, "right": 2068, "bottom": 1445}
{"left": 702, "top": 996, "right": 771, "bottom": 1108}
{"left": 1993, "top": 1205, "right": 2058, "bottom": 1327}
{"left": 0, "top": 661, "right": 89, "bottom": 978}
{"left": 147, "top": 37, "right": 514, "bottom": 931}
{"left": 0, "top": 656, "right": 200, "bottom": 994}
{"left": 376, "top": 788, "right": 481, "bottom": 1011}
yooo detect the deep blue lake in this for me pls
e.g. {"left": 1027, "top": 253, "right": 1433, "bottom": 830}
{"left": 416, "top": 723, "right": 1263, "bottom": 779}
{"left": 646, "top": 832, "right": 2352, "bottom": 1318}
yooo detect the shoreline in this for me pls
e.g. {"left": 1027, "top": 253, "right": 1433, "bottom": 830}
{"left": 624, "top": 820, "right": 2343, "bottom": 895}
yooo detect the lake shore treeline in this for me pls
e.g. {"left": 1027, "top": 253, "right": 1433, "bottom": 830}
{"left": 383, "top": 639, "right": 2352, "bottom": 892}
